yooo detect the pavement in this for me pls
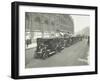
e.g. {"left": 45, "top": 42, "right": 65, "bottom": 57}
{"left": 25, "top": 39, "right": 89, "bottom": 68}
{"left": 26, "top": 43, "right": 37, "bottom": 49}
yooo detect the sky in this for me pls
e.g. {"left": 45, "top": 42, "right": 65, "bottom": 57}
{"left": 70, "top": 15, "right": 90, "bottom": 33}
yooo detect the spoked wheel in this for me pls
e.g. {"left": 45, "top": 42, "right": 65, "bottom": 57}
{"left": 41, "top": 48, "right": 48, "bottom": 60}
{"left": 42, "top": 53, "right": 48, "bottom": 60}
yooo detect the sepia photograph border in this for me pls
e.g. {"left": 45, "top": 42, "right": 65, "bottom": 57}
{"left": 11, "top": 1, "right": 98, "bottom": 79}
